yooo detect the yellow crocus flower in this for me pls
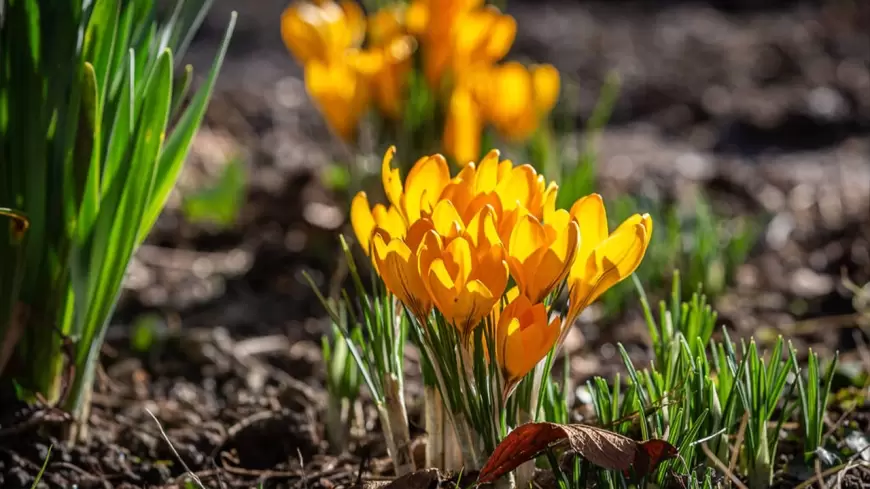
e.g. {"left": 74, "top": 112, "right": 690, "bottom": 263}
{"left": 281, "top": 0, "right": 366, "bottom": 65}
{"left": 368, "top": 36, "right": 416, "bottom": 121}
{"left": 478, "top": 62, "right": 561, "bottom": 142}
{"left": 381, "top": 146, "right": 452, "bottom": 225}
{"left": 350, "top": 192, "right": 406, "bottom": 256}
{"left": 419, "top": 233, "right": 509, "bottom": 336}
{"left": 371, "top": 218, "right": 439, "bottom": 321}
{"left": 407, "top": 0, "right": 484, "bottom": 89}
{"left": 507, "top": 210, "right": 580, "bottom": 304}
{"left": 495, "top": 294, "right": 561, "bottom": 389}
{"left": 367, "top": 5, "right": 407, "bottom": 47}
{"left": 564, "top": 194, "right": 653, "bottom": 326}
{"left": 304, "top": 57, "right": 370, "bottom": 142}
{"left": 451, "top": 6, "right": 516, "bottom": 74}
{"left": 438, "top": 149, "right": 553, "bottom": 225}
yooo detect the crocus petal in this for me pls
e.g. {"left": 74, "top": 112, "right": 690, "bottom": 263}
{"left": 371, "top": 204, "right": 406, "bottom": 241}
{"left": 497, "top": 295, "right": 561, "bottom": 385}
{"left": 509, "top": 214, "right": 547, "bottom": 263}
{"left": 497, "top": 164, "right": 539, "bottom": 212}
{"left": 403, "top": 153, "right": 450, "bottom": 222}
{"left": 531, "top": 64, "right": 560, "bottom": 114}
{"left": 569, "top": 193, "right": 608, "bottom": 273}
{"left": 444, "top": 237, "right": 474, "bottom": 290}
{"left": 429, "top": 198, "right": 464, "bottom": 242}
{"left": 304, "top": 58, "right": 369, "bottom": 141}
{"left": 381, "top": 146, "right": 404, "bottom": 213}
{"left": 350, "top": 192, "right": 375, "bottom": 254}
{"left": 341, "top": 0, "right": 366, "bottom": 46}
{"left": 566, "top": 215, "right": 652, "bottom": 324}
{"left": 444, "top": 84, "right": 482, "bottom": 166}
{"left": 427, "top": 258, "right": 458, "bottom": 319}
{"left": 474, "top": 149, "right": 502, "bottom": 193}
{"left": 482, "top": 9, "right": 516, "bottom": 61}
{"left": 530, "top": 218, "right": 579, "bottom": 303}
{"left": 466, "top": 204, "right": 503, "bottom": 251}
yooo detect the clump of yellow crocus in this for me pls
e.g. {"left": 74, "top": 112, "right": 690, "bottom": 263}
{"left": 282, "top": 1, "right": 416, "bottom": 141}
{"left": 281, "top": 0, "right": 560, "bottom": 167}
{"left": 352, "top": 147, "right": 653, "bottom": 401}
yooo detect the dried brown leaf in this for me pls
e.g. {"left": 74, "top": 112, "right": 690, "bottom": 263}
{"left": 478, "top": 422, "right": 678, "bottom": 483}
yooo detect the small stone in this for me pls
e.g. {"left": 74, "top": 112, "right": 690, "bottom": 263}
{"left": 789, "top": 268, "right": 834, "bottom": 298}
{"left": 303, "top": 201, "right": 343, "bottom": 230}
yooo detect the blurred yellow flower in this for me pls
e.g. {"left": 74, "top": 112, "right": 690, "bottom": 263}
{"left": 507, "top": 210, "right": 580, "bottom": 304}
{"left": 368, "top": 36, "right": 416, "bottom": 121}
{"left": 495, "top": 294, "right": 561, "bottom": 386}
{"left": 367, "top": 5, "right": 407, "bottom": 47}
{"left": 304, "top": 58, "right": 370, "bottom": 141}
{"left": 419, "top": 233, "right": 509, "bottom": 336}
{"left": 444, "top": 83, "right": 483, "bottom": 165}
{"left": 565, "top": 194, "right": 653, "bottom": 326}
{"left": 407, "top": 0, "right": 513, "bottom": 92}
{"left": 478, "top": 62, "right": 561, "bottom": 142}
{"left": 371, "top": 218, "right": 438, "bottom": 321}
{"left": 281, "top": 0, "right": 366, "bottom": 64}
{"left": 451, "top": 6, "right": 516, "bottom": 74}
{"left": 406, "top": 0, "right": 482, "bottom": 89}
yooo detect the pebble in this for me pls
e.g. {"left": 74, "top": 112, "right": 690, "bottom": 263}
{"left": 789, "top": 267, "right": 835, "bottom": 298}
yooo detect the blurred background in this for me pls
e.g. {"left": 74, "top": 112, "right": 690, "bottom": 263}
{"left": 128, "top": 0, "right": 869, "bottom": 367}
{"left": 24, "top": 0, "right": 862, "bottom": 485}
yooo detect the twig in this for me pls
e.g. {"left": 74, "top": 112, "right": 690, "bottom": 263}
{"left": 793, "top": 461, "right": 870, "bottom": 489}
{"left": 298, "top": 448, "right": 309, "bottom": 489}
{"left": 145, "top": 408, "right": 205, "bottom": 489}
{"left": 701, "top": 442, "right": 749, "bottom": 489}
{"left": 728, "top": 412, "right": 749, "bottom": 476}
{"left": 815, "top": 458, "right": 828, "bottom": 489}
{"left": 823, "top": 406, "right": 855, "bottom": 444}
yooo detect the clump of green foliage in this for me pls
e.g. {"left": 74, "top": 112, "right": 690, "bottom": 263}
{"left": 0, "top": 0, "right": 235, "bottom": 438}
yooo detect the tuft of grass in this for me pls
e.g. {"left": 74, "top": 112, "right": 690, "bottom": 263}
{"left": 559, "top": 271, "right": 842, "bottom": 488}
{"left": 322, "top": 305, "right": 363, "bottom": 453}
{"left": 0, "top": 0, "right": 235, "bottom": 438}
{"left": 791, "top": 346, "right": 839, "bottom": 464}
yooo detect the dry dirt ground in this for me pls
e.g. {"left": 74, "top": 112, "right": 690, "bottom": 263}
{"left": 0, "top": 1, "right": 868, "bottom": 488}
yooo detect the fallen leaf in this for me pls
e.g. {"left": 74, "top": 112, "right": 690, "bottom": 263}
{"left": 478, "top": 422, "right": 678, "bottom": 483}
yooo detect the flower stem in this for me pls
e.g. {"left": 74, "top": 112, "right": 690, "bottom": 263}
{"left": 325, "top": 396, "right": 351, "bottom": 454}
{"left": 381, "top": 374, "right": 414, "bottom": 476}
{"left": 425, "top": 386, "right": 444, "bottom": 468}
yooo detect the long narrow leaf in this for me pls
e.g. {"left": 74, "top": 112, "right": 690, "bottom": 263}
{"left": 138, "top": 11, "right": 237, "bottom": 243}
